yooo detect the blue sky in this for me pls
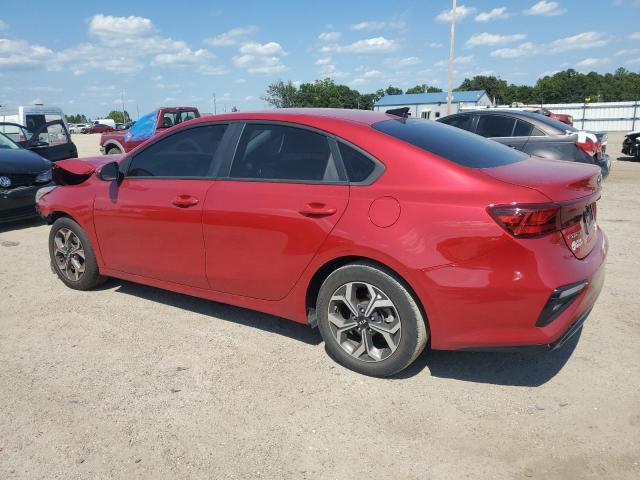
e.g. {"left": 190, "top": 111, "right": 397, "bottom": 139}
{"left": 0, "top": 0, "right": 637, "bottom": 118}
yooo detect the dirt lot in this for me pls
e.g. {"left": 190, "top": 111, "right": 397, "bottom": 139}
{"left": 1, "top": 132, "right": 638, "bottom": 479}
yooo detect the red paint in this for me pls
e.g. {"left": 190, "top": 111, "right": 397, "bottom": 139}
{"left": 39, "top": 109, "right": 607, "bottom": 351}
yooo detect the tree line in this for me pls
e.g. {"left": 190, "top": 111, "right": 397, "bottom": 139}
{"left": 65, "top": 110, "right": 131, "bottom": 124}
{"left": 264, "top": 68, "right": 640, "bottom": 109}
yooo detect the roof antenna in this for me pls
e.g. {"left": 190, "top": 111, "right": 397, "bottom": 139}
{"left": 386, "top": 107, "right": 410, "bottom": 118}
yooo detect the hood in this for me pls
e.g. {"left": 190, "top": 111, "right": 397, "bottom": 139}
{"left": 481, "top": 156, "right": 601, "bottom": 202}
{"left": 0, "top": 148, "right": 50, "bottom": 174}
{"left": 52, "top": 155, "right": 122, "bottom": 185}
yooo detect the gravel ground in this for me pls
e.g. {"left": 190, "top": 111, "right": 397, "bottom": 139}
{"left": 0, "top": 132, "right": 638, "bottom": 479}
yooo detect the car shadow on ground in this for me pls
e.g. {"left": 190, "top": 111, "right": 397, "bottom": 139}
{"left": 617, "top": 155, "right": 639, "bottom": 162}
{"left": 0, "top": 217, "right": 44, "bottom": 234}
{"left": 103, "top": 278, "right": 581, "bottom": 386}
{"left": 395, "top": 330, "right": 581, "bottom": 386}
{"left": 106, "top": 279, "right": 322, "bottom": 346}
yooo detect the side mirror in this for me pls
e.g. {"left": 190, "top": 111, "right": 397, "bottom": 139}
{"left": 98, "top": 161, "right": 122, "bottom": 182}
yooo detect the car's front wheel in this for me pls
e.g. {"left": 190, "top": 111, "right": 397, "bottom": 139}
{"left": 49, "top": 217, "right": 106, "bottom": 290}
{"left": 316, "top": 261, "right": 428, "bottom": 377}
{"left": 106, "top": 145, "right": 122, "bottom": 155}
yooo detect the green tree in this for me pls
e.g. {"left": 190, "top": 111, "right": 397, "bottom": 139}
{"left": 65, "top": 114, "right": 88, "bottom": 123}
{"left": 106, "top": 110, "right": 131, "bottom": 124}
{"left": 263, "top": 80, "right": 299, "bottom": 108}
{"left": 231, "top": 106, "right": 239, "bottom": 112}
{"left": 456, "top": 75, "right": 509, "bottom": 104}
{"left": 383, "top": 85, "right": 403, "bottom": 95}
{"left": 405, "top": 84, "right": 442, "bottom": 94}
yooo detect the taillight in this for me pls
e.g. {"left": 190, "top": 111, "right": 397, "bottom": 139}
{"left": 576, "top": 139, "right": 597, "bottom": 157}
{"left": 488, "top": 204, "right": 581, "bottom": 238}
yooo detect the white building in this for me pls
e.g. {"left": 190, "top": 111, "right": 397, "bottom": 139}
{"left": 373, "top": 90, "right": 491, "bottom": 119}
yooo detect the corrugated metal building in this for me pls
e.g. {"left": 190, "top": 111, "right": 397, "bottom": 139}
{"left": 373, "top": 90, "right": 491, "bottom": 119}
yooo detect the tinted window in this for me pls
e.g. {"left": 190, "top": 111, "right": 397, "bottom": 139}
{"left": 440, "top": 114, "right": 473, "bottom": 131}
{"left": 531, "top": 127, "right": 546, "bottom": 136}
{"left": 338, "top": 142, "right": 376, "bottom": 182}
{"left": 513, "top": 119, "right": 534, "bottom": 136}
{"left": 476, "top": 115, "right": 516, "bottom": 137}
{"left": 128, "top": 125, "right": 227, "bottom": 177}
{"left": 372, "top": 118, "right": 527, "bottom": 168}
{"left": 531, "top": 114, "right": 578, "bottom": 133}
{"left": 230, "top": 124, "right": 338, "bottom": 182}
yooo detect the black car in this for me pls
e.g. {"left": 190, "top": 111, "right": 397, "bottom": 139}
{"left": 0, "top": 132, "right": 53, "bottom": 224}
{"left": 622, "top": 130, "right": 640, "bottom": 159}
{"left": 438, "top": 109, "right": 610, "bottom": 177}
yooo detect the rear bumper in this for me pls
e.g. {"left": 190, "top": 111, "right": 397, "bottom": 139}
{"left": 422, "top": 228, "right": 607, "bottom": 351}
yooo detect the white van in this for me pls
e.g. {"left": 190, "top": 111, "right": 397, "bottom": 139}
{"left": 93, "top": 118, "right": 116, "bottom": 128}
{"left": 0, "top": 104, "right": 69, "bottom": 133}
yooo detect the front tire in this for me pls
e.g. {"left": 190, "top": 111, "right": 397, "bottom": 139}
{"left": 49, "top": 217, "right": 106, "bottom": 290}
{"left": 106, "top": 146, "right": 122, "bottom": 155}
{"left": 316, "top": 261, "right": 428, "bottom": 377}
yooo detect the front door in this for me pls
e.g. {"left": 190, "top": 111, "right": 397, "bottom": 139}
{"left": 93, "top": 123, "right": 228, "bottom": 288}
{"left": 203, "top": 122, "right": 349, "bottom": 301}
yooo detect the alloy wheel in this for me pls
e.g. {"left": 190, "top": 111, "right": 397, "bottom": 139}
{"left": 328, "top": 282, "right": 401, "bottom": 362}
{"left": 53, "top": 228, "right": 86, "bottom": 282}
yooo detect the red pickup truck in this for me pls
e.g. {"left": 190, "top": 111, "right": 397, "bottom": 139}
{"left": 100, "top": 107, "right": 200, "bottom": 154}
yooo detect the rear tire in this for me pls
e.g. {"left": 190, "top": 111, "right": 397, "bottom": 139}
{"left": 316, "top": 261, "right": 428, "bottom": 377}
{"left": 106, "top": 146, "right": 122, "bottom": 155}
{"left": 49, "top": 217, "right": 106, "bottom": 290}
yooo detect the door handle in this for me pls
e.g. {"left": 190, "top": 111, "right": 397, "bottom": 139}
{"left": 172, "top": 194, "right": 199, "bottom": 208}
{"left": 299, "top": 203, "right": 337, "bottom": 217}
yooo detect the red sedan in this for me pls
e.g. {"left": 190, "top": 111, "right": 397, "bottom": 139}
{"left": 37, "top": 109, "right": 606, "bottom": 376}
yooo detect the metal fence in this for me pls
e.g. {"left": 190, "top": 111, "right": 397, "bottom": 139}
{"left": 538, "top": 101, "right": 640, "bottom": 132}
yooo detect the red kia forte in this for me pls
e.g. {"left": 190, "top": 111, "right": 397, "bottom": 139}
{"left": 37, "top": 109, "right": 607, "bottom": 376}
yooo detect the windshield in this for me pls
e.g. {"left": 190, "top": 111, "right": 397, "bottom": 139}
{"left": 0, "top": 132, "right": 20, "bottom": 150}
{"left": 373, "top": 118, "right": 527, "bottom": 168}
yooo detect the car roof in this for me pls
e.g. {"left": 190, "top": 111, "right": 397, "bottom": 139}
{"left": 191, "top": 108, "right": 394, "bottom": 127}
{"left": 446, "top": 109, "right": 575, "bottom": 134}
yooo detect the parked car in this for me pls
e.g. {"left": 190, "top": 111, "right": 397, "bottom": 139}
{"left": 525, "top": 107, "right": 573, "bottom": 126}
{"left": 0, "top": 120, "right": 78, "bottom": 161}
{"left": 69, "top": 123, "right": 90, "bottom": 134}
{"left": 0, "top": 132, "right": 52, "bottom": 223}
{"left": 0, "top": 104, "right": 71, "bottom": 133}
{"left": 100, "top": 107, "right": 200, "bottom": 154}
{"left": 622, "top": 130, "right": 640, "bottom": 159}
{"left": 38, "top": 109, "right": 606, "bottom": 376}
{"left": 84, "top": 123, "right": 114, "bottom": 134}
{"left": 438, "top": 109, "right": 610, "bottom": 177}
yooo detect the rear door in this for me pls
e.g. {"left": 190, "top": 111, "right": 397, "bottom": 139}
{"left": 202, "top": 122, "right": 349, "bottom": 300}
{"left": 93, "top": 123, "right": 228, "bottom": 288}
{"left": 475, "top": 114, "right": 529, "bottom": 151}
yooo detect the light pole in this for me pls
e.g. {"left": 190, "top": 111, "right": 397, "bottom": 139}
{"left": 213, "top": 92, "right": 217, "bottom": 115}
{"left": 446, "top": 0, "right": 457, "bottom": 115}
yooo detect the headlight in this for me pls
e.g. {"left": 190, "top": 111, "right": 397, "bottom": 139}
{"left": 35, "top": 185, "right": 57, "bottom": 204}
{"left": 35, "top": 168, "right": 52, "bottom": 184}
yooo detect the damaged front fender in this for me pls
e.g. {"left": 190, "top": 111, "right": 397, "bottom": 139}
{"left": 52, "top": 156, "right": 122, "bottom": 185}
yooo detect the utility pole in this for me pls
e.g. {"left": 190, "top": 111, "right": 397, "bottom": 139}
{"left": 213, "top": 92, "right": 217, "bottom": 115}
{"left": 446, "top": 0, "right": 457, "bottom": 115}
{"left": 121, "top": 89, "right": 126, "bottom": 123}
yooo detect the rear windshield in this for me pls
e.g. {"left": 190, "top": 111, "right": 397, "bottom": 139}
{"left": 530, "top": 114, "right": 578, "bottom": 134}
{"left": 372, "top": 118, "right": 527, "bottom": 168}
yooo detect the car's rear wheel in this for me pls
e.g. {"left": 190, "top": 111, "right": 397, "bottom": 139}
{"left": 316, "top": 261, "right": 428, "bottom": 377}
{"left": 49, "top": 217, "right": 106, "bottom": 290}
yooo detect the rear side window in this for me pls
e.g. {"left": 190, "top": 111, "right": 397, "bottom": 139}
{"left": 372, "top": 118, "right": 527, "bottom": 168}
{"left": 338, "top": 143, "right": 376, "bottom": 182}
{"left": 127, "top": 124, "right": 227, "bottom": 177}
{"left": 476, "top": 115, "right": 516, "bottom": 138}
{"left": 439, "top": 114, "right": 473, "bottom": 132}
{"left": 230, "top": 124, "right": 339, "bottom": 182}
{"left": 514, "top": 119, "right": 534, "bottom": 136}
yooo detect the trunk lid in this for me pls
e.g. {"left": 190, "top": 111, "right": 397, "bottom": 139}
{"left": 483, "top": 156, "right": 602, "bottom": 259}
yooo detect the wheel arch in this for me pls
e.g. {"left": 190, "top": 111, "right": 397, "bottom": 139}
{"left": 102, "top": 139, "right": 124, "bottom": 154}
{"left": 304, "top": 255, "right": 430, "bottom": 334}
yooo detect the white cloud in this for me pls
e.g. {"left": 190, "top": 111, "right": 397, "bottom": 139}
{"left": 491, "top": 42, "right": 535, "bottom": 58}
{"left": 323, "top": 36, "right": 399, "bottom": 54}
{"left": 434, "top": 55, "right": 474, "bottom": 67}
{"left": 629, "top": 32, "right": 640, "bottom": 40}
{"left": 152, "top": 48, "right": 212, "bottom": 66}
{"left": 151, "top": 74, "right": 163, "bottom": 81}
{"left": 0, "top": 20, "right": 6, "bottom": 31}
{"left": 198, "top": 64, "right": 229, "bottom": 76}
{"left": 575, "top": 58, "right": 610, "bottom": 68}
{"left": 524, "top": 1, "right": 565, "bottom": 16}
{"left": 244, "top": 95, "right": 257, "bottom": 101}
{"left": 615, "top": 48, "right": 640, "bottom": 56}
{"left": 350, "top": 20, "right": 405, "bottom": 31}
{"left": 319, "top": 63, "right": 349, "bottom": 78}
{"left": 318, "top": 31, "right": 341, "bottom": 42}
{"left": 547, "top": 32, "right": 608, "bottom": 52}
{"left": 466, "top": 32, "right": 526, "bottom": 48}
{"left": 626, "top": 58, "right": 640, "bottom": 65}
{"left": 427, "top": 42, "right": 443, "bottom": 48}
{"left": 89, "top": 14, "right": 154, "bottom": 40}
{"left": 396, "top": 56, "right": 421, "bottom": 66}
{"left": 435, "top": 5, "right": 477, "bottom": 22}
{"left": 204, "top": 26, "right": 257, "bottom": 47}
{"left": 315, "top": 57, "right": 332, "bottom": 65}
{"left": 363, "top": 69, "right": 383, "bottom": 78}
{"left": 0, "top": 38, "right": 53, "bottom": 70}
{"left": 475, "top": 7, "right": 510, "bottom": 22}
{"left": 239, "top": 41, "right": 285, "bottom": 56}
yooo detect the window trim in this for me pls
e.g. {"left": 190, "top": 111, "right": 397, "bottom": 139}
{"left": 475, "top": 114, "right": 518, "bottom": 138}
{"left": 219, "top": 120, "right": 350, "bottom": 186}
{"left": 121, "top": 121, "right": 231, "bottom": 180}
{"left": 333, "top": 138, "right": 385, "bottom": 186}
